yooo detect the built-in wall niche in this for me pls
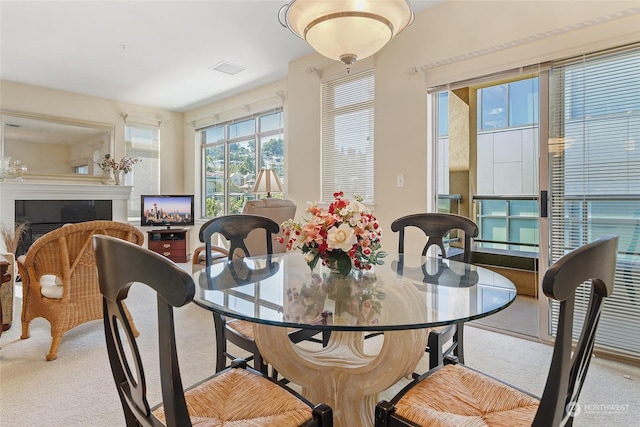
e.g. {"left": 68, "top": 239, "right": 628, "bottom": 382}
{"left": 1, "top": 111, "right": 114, "bottom": 181}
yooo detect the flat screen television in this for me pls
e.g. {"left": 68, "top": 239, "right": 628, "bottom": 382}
{"left": 141, "top": 195, "right": 195, "bottom": 229}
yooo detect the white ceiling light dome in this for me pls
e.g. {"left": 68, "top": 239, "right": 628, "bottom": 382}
{"left": 280, "top": 0, "right": 414, "bottom": 72}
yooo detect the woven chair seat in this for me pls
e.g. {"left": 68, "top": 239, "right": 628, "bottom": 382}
{"left": 227, "top": 319, "right": 316, "bottom": 341}
{"left": 152, "top": 354, "right": 313, "bottom": 425}
{"left": 226, "top": 319, "right": 255, "bottom": 337}
{"left": 394, "top": 364, "right": 539, "bottom": 426}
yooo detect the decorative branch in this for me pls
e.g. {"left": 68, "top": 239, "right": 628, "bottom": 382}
{"left": 1, "top": 222, "right": 29, "bottom": 255}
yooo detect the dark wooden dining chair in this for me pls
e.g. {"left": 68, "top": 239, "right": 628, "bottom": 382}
{"left": 198, "top": 214, "right": 329, "bottom": 377}
{"left": 93, "top": 234, "right": 333, "bottom": 427}
{"left": 389, "top": 213, "right": 479, "bottom": 371}
{"left": 375, "top": 234, "right": 618, "bottom": 427}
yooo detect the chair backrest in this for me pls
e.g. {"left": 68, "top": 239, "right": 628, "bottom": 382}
{"left": 390, "top": 213, "right": 479, "bottom": 262}
{"left": 20, "top": 220, "right": 144, "bottom": 301}
{"left": 94, "top": 234, "right": 195, "bottom": 427}
{"left": 198, "top": 214, "right": 280, "bottom": 264}
{"left": 242, "top": 198, "right": 296, "bottom": 255}
{"left": 534, "top": 234, "right": 618, "bottom": 427}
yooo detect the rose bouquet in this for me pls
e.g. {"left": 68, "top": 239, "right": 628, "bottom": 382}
{"left": 279, "top": 192, "right": 386, "bottom": 276}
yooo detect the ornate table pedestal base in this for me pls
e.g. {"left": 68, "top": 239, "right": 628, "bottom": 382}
{"left": 254, "top": 325, "right": 427, "bottom": 427}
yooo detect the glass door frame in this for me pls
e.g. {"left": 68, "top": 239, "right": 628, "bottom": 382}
{"left": 428, "top": 71, "right": 549, "bottom": 342}
{"left": 537, "top": 68, "right": 552, "bottom": 344}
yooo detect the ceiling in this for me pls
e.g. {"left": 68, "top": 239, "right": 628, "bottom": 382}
{"left": 1, "top": 1, "right": 442, "bottom": 113}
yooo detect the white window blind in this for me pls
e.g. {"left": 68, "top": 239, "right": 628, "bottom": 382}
{"left": 125, "top": 124, "right": 160, "bottom": 218}
{"left": 321, "top": 69, "right": 374, "bottom": 202}
{"left": 548, "top": 43, "right": 640, "bottom": 360}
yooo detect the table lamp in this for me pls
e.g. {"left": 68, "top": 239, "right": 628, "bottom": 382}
{"left": 252, "top": 169, "right": 283, "bottom": 198}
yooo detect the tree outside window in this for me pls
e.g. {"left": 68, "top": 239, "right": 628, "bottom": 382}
{"left": 200, "top": 109, "right": 284, "bottom": 217}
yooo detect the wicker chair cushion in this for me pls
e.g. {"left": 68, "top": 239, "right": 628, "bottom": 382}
{"left": 39, "top": 275, "right": 63, "bottom": 299}
{"left": 394, "top": 364, "right": 539, "bottom": 426}
{"left": 152, "top": 366, "right": 313, "bottom": 426}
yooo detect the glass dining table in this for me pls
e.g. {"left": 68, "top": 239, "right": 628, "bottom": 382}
{"left": 193, "top": 252, "right": 517, "bottom": 427}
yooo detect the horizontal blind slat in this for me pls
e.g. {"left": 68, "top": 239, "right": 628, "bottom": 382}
{"left": 321, "top": 69, "right": 375, "bottom": 202}
{"left": 549, "top": 44, "right": 640, "bottom": 360}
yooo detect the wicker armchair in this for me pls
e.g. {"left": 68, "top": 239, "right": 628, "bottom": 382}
{"left": 18, "top": 220, "right": 144, "bottom": 360}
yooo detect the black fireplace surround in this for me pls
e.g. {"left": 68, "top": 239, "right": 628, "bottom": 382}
{"left": 15, "top": 200, "right": 112, "bottom": 256}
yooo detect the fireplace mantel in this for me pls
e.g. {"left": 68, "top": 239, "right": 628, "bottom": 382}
{"left": 0, "top": 182, "right": 132, "bottom": 227}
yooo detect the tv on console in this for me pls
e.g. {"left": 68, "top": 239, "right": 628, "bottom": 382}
{"left": 141, "top": 195, "right": 194, "bottom": 229}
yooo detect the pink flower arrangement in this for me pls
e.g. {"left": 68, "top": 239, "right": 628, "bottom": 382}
{"left": 279, "top": 192, "right": 387, "bottom": 276}
{"left": 97, "top": 153, "right": 141, "bottom": 173}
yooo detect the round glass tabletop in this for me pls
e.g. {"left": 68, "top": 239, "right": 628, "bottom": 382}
{"left": 193, "top": 252, "right": 517, "bottom": 332}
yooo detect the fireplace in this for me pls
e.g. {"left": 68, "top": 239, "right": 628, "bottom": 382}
{"left": 0, "top": 181, "right": 132, "bottom": 254}
{"left": 15, "top": 200, "right": 113, "bottom": 256}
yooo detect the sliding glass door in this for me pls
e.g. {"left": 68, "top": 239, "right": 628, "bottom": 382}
{"left": 432, "top": 43, "right": 640, "bottom": 361}
{"left": 433, "top": 69, "right": 542, "bottom": 338}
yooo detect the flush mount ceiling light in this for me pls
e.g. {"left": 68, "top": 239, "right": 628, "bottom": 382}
{"left": 279, "top": 0, "right": 414, "bottom": 73}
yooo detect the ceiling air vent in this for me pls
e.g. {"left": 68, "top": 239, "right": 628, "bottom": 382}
{"left": 209, "top": 61, "right": 246, "bottom": 75}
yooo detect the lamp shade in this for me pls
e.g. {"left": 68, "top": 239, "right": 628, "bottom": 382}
{"left": 252, "top": 169, "right": 284, "bottom": 197}
{"left": 280, "top": 0, "right": 414, "bottom": 72}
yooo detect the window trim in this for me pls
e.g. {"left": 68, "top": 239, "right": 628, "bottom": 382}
{"left": 199, "top": 108, "right": 284, "bottom": 218}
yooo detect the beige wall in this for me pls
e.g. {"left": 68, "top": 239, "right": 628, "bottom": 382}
{"left": 2, "top": 1, "right": 639, "bottom": 257}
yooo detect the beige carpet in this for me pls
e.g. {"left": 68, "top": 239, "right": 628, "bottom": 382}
{"left": 1, "top": 281, "right": 638, "bottom": 426}
{"left": 471, "top": 294, "right": 539, "bottom": 337}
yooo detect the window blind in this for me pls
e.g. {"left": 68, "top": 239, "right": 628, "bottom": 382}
{"left": 321, "top": 69, "right": 375, "bottom": 202}
{"left": 548, "top": 43, "right": 640, "bottom": 360}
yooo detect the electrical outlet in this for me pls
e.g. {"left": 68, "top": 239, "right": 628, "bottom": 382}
{"left": 396, "top": 174, "right": 405, "bottom": 188}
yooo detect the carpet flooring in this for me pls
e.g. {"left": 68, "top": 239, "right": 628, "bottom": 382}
{"left": 471, "top": 294, "right": 539, "bottom": 338}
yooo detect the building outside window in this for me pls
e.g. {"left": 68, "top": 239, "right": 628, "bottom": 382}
{"left": 436, "top": 77, "right": 540, "bottom": 252}
{"left": 476, "top": 77, "right": 539, "bottom": 252}
{"left": 125, "top": 124, "right": 160, "bottom": 218}
{"left": 200, "top": 109, "right": 284, "bottom": 217}
{"left": 321, "top": 69, "right": 374, "bottom": 202}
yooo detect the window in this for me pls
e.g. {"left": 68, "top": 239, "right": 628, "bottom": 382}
{"left": 125, "top": 124, "right": 160, "bottom": 218}
{"left": 435, "top": 76, "right": 540, "bottom": 251}
{"left": 200, "top": 109, "right": 284, "bottom": 217}
{"left": 321, "top": 69, "right": 374, "bottom": 202}
{"left": 437, "top": 92, "right": 449, "bottom": 137}
{"left": 478, "top": 79, "right": 539, "bottom": 130}
{"left": 436, "top": 92, "right": 451, "bottom": 212}
{"left": 548, "top": 44, "right": 640, "bottom": 359}
{"left": 476, "top": 77, "right": 540, "bottom": 251}
{"left": 73, "top": 165, "right": 89, "bottom": 175}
